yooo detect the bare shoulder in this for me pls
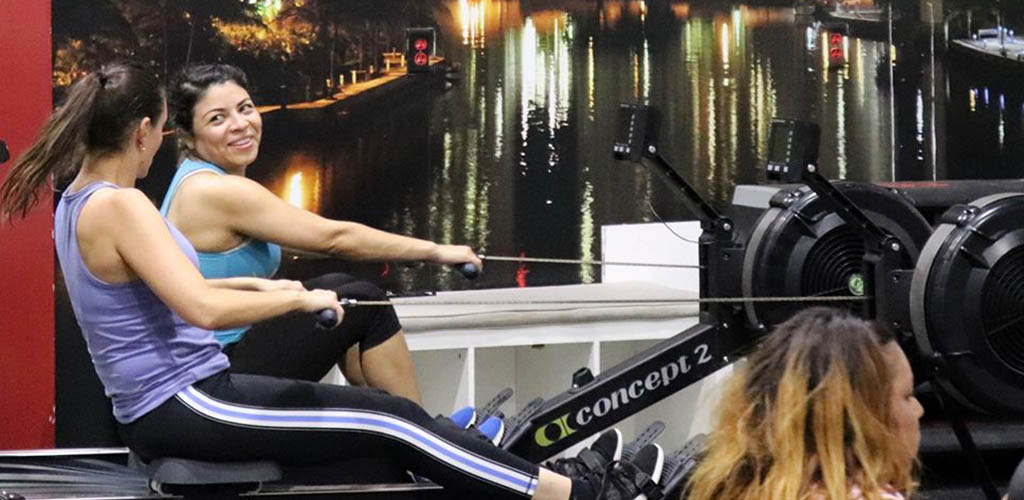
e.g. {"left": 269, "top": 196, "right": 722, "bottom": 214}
{"left": 75, "top": 188, "right": 162, "bottom": 273}
{"left": 177, "top": 170, "right": 272, "bottom": 212}
{"left": 81, "top": 187, "right": 154, "bottom": 221}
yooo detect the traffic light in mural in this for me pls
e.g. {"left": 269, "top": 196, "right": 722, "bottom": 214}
{"left": 828, "top": 31, "right": 845, "bottom": 68}
{"left": 407, "top": 27, "right": 435, "bottom": 74}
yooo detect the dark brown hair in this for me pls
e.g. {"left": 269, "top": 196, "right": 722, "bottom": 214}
{"left": 0, "top": 62, "right": 164, "bottom": 221}
{"left": 169, "top": 64, "right": 249, "bottom": 135}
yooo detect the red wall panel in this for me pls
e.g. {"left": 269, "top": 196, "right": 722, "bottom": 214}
{"left": 0, "top": 0, "right": 55, "bottom": 449}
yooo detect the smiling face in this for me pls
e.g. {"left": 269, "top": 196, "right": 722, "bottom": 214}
{"left": 187, "top": 81, "right": 262, "bottom": 173}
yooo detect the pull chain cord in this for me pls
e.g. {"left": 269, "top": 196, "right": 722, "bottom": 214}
{"left": 280, "top": 250, "right": 704, "bottom": 269}
{"left": 477, "top": 254, "right": 703, "bottom": 270}
{"left": 337, "top": 296, "right": 871, "bottom": 307}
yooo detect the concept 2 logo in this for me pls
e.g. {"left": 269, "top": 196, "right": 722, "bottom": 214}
{"left": 534, "top": 343, "right": 714, "bottom": 447}
{"left": 534, "top": 413, "right": 576, "bottom": 447}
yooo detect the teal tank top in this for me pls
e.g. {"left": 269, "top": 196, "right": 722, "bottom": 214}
{"left": 161, "top": 157, "right": 282, "bottom": 345}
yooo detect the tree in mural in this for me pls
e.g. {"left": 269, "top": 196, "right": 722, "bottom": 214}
{"left": 52, "top": 0, "right": 442, "bottom": 103}
{"left": 53, "top": 0, "right": 256, "bottom": 85}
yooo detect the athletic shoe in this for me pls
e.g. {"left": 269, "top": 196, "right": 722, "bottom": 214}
{"left": 658, "top": 434, "right": 708, "bottom": 498}
{"left": 545, "top": 428, "right": 623, "bottom": 477}
{"left": 476, "top": 415, "right": 505, "bottom": 446}
{"left": 449, "top": 388, "right": 511, "bottom": 430}
{"left": 630, "top": 443, "right": 665, "bottom": 484}
{"left": 576, "top": 443, "right": 665, "bottom": 500}
{"left": 449, "top": 405, "right": 477, "bottom": 429}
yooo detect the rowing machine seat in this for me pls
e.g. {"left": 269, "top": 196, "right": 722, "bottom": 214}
{"left": 129, "top": 453, "right": 281, "bottom": 494}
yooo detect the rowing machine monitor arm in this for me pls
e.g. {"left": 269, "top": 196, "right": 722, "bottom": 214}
{"left": 613, "top": 104, "right": 732, "bottom": 237}
{"left": 764, "top": 117, "right": 910, "bottom": 324}
{"left": 612, "top": 103, "right": 745, "bottom": 326}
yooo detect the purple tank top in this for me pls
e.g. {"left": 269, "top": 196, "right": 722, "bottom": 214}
{"left": 54, "top": 182, "right": 229, "bottom": 424}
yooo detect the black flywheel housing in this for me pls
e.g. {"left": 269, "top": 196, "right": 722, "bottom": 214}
{"left": 743, "top": 182, "right": 932, "bottom": 329}
{"left": 911, "top": 193, "right": 1024, "bottom": 415}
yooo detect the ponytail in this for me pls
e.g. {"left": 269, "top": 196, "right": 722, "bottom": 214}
{"left": 0, "top": 73, "right": 102, "bottom": 221}
{"left": 0, "top": 63, "right": 164, "bottom": 222}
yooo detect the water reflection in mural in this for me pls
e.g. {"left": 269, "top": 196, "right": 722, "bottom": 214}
{"left": 244, "top": 1, "right": 1013, "bottom": 292}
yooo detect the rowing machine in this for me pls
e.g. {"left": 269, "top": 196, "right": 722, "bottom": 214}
{"left": 499, "top": 104, "right": 1022, "bottom": 500}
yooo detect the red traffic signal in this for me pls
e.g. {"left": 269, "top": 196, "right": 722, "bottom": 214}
{"left": 827, "top": 31, "right": 845, "bottom": 68}
{"left": 407, "top": 28, "right": 436, "bottom": 74}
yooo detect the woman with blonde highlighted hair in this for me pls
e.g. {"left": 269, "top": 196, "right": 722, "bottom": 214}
{"left": 687, "top": 307, "right": 923, "bottom": 500}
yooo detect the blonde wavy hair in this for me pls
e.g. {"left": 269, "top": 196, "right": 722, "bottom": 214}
{"left": 686, "top": 307, "right": 916, "bottom": 500}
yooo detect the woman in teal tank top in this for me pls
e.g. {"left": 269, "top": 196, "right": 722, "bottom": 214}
{"left": 163, "top": 64, "right": 483, "bottom": 405}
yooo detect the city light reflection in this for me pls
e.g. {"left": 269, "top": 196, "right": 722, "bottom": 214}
{"left": 671, "top": 2, "right": 690, "bottom": 20}
{"left": 435, "top": 131, "right": 456, "bottom": 290}
{"left": 855, "top": 38, "right": 864, "bottom": 105}
{"left": 732, "top": 9, "right": 741, "bottom": 48}
{"left": 916, "top": 89, "right": 925, "bottom": 162}
{"left": 601, "top": 2, "right": 623, "bottom": 28}
{"left": 587, "top": 36, "right": 595, "bottom": 122}
{"left": 494, "top": 81, "right": 504, "bottom": 159}
{"left": 642, "top": 38, "right": 651, "bottom": 103}
{"left": 843, "top": 35, "right": 850, "bottom": 72}
{"left": 836, "top": 63, "right": 847, "bottom": 178}
{"left": 720, "top": 22, "right": 730, "bottom": 68}
{"left": 633, "top": 51, "right": 640, "bottom": 101}
{"left": 460, "top": 0, "right": 488, "bottom": 48}
{"left": 285, "top": 172, "right": 304, "bottom": 208}
{"left": 521, "top": 16, "right": 536, "bottom": 165}
{"left": 999, "top": 94, "right": 1006, "bottom": 149}
{"left": 280, "top": 161, "right": 320, "bottom": 213}
{"left": 579, "top": 180, "right": 595, "bottom": 284}
{"left": 821, "top": 31, "right": 829, "bottom": 83}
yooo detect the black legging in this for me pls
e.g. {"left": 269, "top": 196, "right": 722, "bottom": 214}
{"left": 223, "top": 273, "right": 401, "bottom": 381}
{"left": 119, "top": 371, "right": 540, "bottom": 498}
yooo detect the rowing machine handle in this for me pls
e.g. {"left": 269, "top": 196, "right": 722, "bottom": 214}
{"left": 315, "top": 308, "right": 338, "bottom": 329}
{"left": 455, "top": 262, "right": 480, "bottom": 279}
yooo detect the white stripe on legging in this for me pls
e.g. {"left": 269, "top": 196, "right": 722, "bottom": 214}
{"left": 175, "top": 386, "right": 538, "bottom": 496}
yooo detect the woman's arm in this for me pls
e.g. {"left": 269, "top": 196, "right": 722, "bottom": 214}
{"left": 91, "top": 189, "right": 341, "bottom": 329}
{"left": 181, "top": 173, "right": 482, "bottom": 267}
{"left": 207, "top": 277, "right": 305, "bottom": 292}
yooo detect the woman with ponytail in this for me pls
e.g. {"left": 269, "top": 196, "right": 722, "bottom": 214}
{"left": 1, "top": 70, "right": 112, "bottom": 220}
{"left": 686, "top": 307, "right": 923, "bottom": 500}
{"left": 0, "top": 63, "right": 658, "bottom": 500}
